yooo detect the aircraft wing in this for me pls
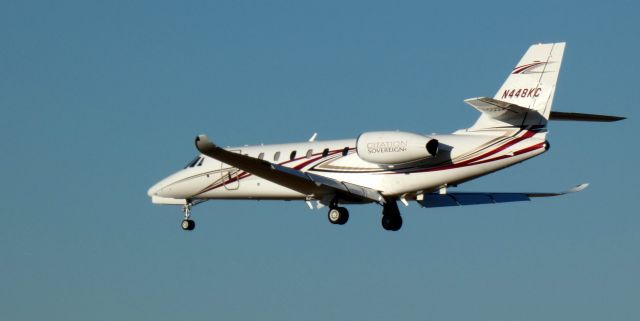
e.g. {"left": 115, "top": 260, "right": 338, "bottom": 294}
{"left": 549, "top": 111, "right": 626, "bottom": 122}
{"left": 416, "top": 183, "right": 588, "bottom": 208}
{"left": 195, "top": 135, "right": 385, "bottom": 204}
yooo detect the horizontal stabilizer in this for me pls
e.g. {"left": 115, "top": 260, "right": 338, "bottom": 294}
{"left": 464, "top": 97, "right": 545, "bottom": 125}
{"left": 416, "top": 183, "right": 588, "bottom": 208}
{"left": 549, "top": 111, "right": 626, "bottom": 122}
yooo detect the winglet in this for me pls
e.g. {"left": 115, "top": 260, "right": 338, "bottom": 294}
{"left": 527, "top": 182, "right": 589, "bottom": 197}
{"left": 567, "top": 183, "right": 589, "bottom": 193}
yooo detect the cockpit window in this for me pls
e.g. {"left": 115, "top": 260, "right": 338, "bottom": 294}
{"left": 196, "top": 157, "right": 204, "bottom": 166}
{"left": 184, "top": 156, "right": 200, "bottom": 168}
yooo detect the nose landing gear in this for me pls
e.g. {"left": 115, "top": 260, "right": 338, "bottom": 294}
{"left": 181, "top": 203, "right": 195, "bottom": 231}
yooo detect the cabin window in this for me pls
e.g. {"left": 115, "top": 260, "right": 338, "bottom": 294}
{"left": 322, "top": 148, "right": 329, "bottom": 157}
{"left": 290, "top": 150, "right": 297, "bottom": 160}
{"left": 342, "top": 147, "right": 349, "bottom": 156}
{"left": 258, "top": 152, "right": 264, "bottom": 160}
{"left": 274, "top": 151, "right": 280, "bottom": 162}
{"left": 306, "top": 149, "right": 313, "bottom": 159}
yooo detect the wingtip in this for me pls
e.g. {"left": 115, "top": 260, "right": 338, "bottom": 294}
{"left": 195, "top": 134, "right": 216, "bottom": 152}
{"left": 568, "top": 183, "right": 589, "bottom": 193}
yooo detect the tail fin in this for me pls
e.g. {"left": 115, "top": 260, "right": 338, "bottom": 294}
{"left": 469, "top": 42, "right": 566, "bottom": 130}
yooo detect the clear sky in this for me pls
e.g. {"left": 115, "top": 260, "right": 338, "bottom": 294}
{"left": 1, "top": 1, "right": 638, "bottom": 320}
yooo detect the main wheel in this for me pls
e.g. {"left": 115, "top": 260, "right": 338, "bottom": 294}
{"left": 328, "top": 207, "right": 349, "bottom": 225}
{"left": 381, "top": 215, "right": 393, "bottom": 230}
{"left": 381, "top": 215, "right": 402, "bottom": 231}
{"left": 391, "top": 215, "right": 402, "bottom": 231}
{"left": 337, "top": 207, "right": 349, "bottom": 225}
{"left": 181, "top": 219, "right": 196, "bottom": 231}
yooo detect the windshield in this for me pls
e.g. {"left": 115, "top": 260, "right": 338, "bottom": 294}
{"left": 184, "top": 156, "right": 200, "bottom": 169}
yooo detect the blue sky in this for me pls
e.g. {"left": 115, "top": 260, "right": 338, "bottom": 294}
{"left": 1, "top": 1, "right": 637, "bottom": 320}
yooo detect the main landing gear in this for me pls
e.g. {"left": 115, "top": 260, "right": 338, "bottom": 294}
{"left": 326, "top": 199, "right": 403, "bottom": 231}
{"left": 381, "top": 201, "right": 403, "bottom": 231}
{"left": 181, "top": 203, "right": 195, "bottom": 231}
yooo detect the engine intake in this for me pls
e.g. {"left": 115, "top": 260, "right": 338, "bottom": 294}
{"left": 356, "top": 131, "right": 439, "bottom": 165}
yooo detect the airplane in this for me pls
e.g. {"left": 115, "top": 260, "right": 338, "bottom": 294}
{"left": 147, "top": 42, "right": 624, "bottom": 231}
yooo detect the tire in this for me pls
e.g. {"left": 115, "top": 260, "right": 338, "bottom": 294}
{"left": 328, "top": 208, "right": 342, "bottom": 224}
{"left": 182, "top": 219, "right": 195, "bottom": 231}
{"left": 381, "top": 215, "right": 393, "bottom": 230}
{"left": 381, "top": 215, "right": 402, "bottom": 231}
{"left": 391, "top": 215, "right": 402, "bottom": 231}
{"left": 337, "top": 207, "right": 349, "bottom": 225}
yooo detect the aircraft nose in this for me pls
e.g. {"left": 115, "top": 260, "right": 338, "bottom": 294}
{"left": 147, "top": 181, "right": 163, "bottom": 197}
{"left": 147, "top": 172, "right": 187, "bottom": 199}
{"left": 147, "top": 170, "right": 199, "bottom": 200}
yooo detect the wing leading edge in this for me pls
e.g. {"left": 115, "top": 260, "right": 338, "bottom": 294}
{"left": 416, "top": 183, "right": 588, "bottom": 208}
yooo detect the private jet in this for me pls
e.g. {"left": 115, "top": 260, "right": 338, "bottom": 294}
{"left": 148, "top": 42, "right": 624, "bottom": 231}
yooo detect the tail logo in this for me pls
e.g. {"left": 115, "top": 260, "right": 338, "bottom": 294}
{"left": 512, "top": 61, "right": 547, "bottom": 74}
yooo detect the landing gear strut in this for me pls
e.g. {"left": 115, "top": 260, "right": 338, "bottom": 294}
{"left": 328, "top": 206, "right": 349, "bottom": 225}
{"left": 181, "top": 203, "right": 195, "bottom": 231}
{"left": 381, "top": 201, "right": 403, "bottom": 231}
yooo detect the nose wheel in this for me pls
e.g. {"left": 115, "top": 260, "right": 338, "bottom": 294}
{"left": 181, "top": 219, "right": 195, "bottom": 231}
{"left": 181, "top": 204, "right": 195, "bottom": 231}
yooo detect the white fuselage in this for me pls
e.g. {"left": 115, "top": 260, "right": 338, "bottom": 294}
{"left": 148, "top": 127, "right": 548, "bottom": 203}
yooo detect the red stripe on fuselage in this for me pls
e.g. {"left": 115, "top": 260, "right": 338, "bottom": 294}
{"left": 392, "top": 130, "right": 540, "bottom": 174}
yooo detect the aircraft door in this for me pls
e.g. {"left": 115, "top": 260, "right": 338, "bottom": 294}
{"left": 221, "top": 150, "right": 241, "bottom": 190}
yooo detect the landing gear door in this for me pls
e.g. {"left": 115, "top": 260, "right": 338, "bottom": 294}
{"left": 221, "top": 150, "right": 241, "bottom": 190}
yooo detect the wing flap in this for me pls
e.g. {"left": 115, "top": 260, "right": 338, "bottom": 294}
{"left": 419, "top": 192, "right": 529, "bottom": 208}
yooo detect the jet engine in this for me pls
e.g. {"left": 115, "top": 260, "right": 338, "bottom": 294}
{"left": 356, "top": 131, "right": 439, "bottom": 165}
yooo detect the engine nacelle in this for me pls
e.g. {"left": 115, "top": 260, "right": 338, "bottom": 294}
{"left": 356, "top": 131, "right": 439, "bottom": 165}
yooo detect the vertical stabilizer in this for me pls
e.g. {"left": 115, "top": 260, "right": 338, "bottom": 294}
{"left": 470, "top": 43, "right": 565, "bottom": 130}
